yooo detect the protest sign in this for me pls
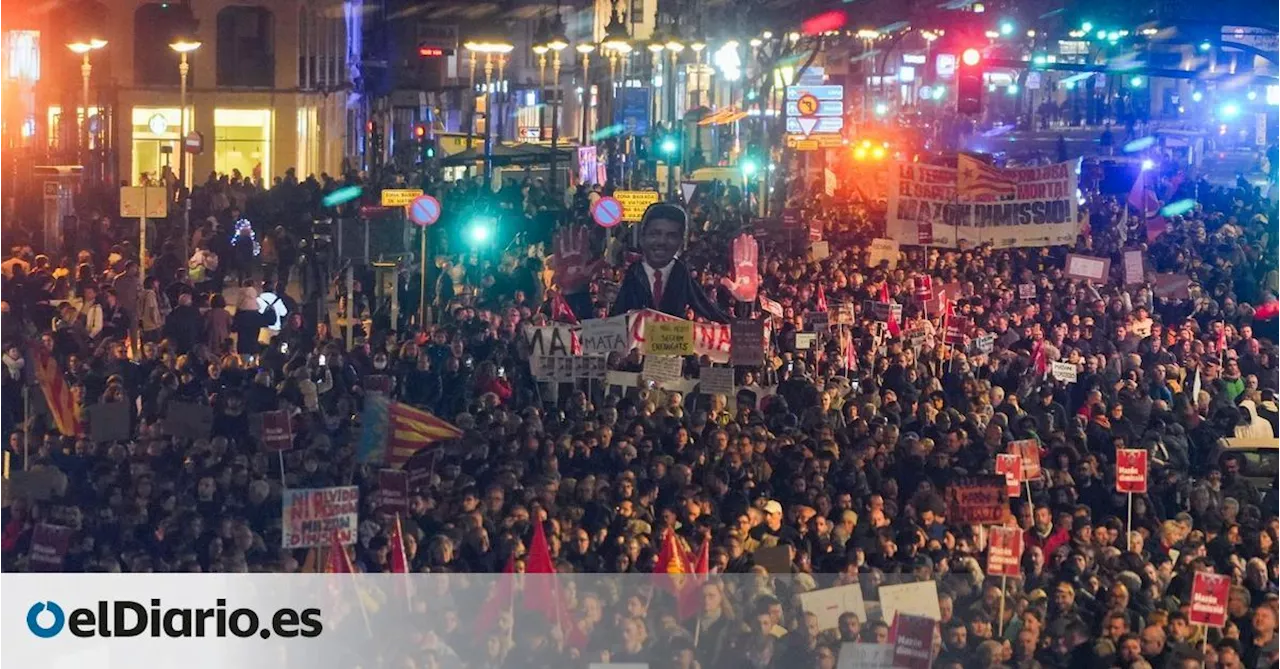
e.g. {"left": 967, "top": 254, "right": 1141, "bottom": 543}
{"left": 643, "top": 321, "right": 695, "bottom": 356}
{"left": 1115, "top": 448, "right": 1149, "bottom": 493}
{"left": 88, "top": 402, "right": 131, "bottom": 442}
{"left": 699, "top": 367, "right": 736, "bottom": 397}
{"left": 835, "top": 302, "right": 855, "bottom": 325}
{"left": 1051, "top": 361, "right": 1077, "bottom": 383}
{"left": 808, "top": 312, "right": 831, "bottom": 332}
{"left": 1019, "top": 283, "right": 1036, "bottom": 300}
{"left": 378, "top": 469, "right": 410, "bottom": 515}
{"left": 796, "top": 333, "right": 817, "bottom": 350}
{"left": 879, "top": 581, "right": 942, "bottom": 622}
{"left": 971, "top": 334, "right": 995, "bottom": 354}
{"left": 810, "top": 240, "right": 831, "bottom": 261}
{"left": 944, "top": 317, "right": 970, "bottom": 344}
{"left": 627, "top": 309, "right": 730, "bottom": 363}
{"left": 573, "top": 356, "right": 608, "bottom": 380}
{"left": 892, "top": 614, "right": 937, "bottom": 669}
{"left": 885, "top": 161, "right": 1079, "bottom": 249}
{"left": 1008, "top": 440, "right": 1042, "bottom": 481}
{"left": 1123, "top": 249, "right": 1145, "bottom": 285}
{"left": 29, "top": 523, "right": 75, "bottom": 572}
{"left": 837, "top": 643, "right": 894, "bottom": 669}
{"left": 523, "top": 324, "right": 581, "bottom": 357}
{"left": 864, "top": 301, "right": 893, "bottom": 322}
{"left": 945, "top": 476, "right": 1008, "bottom": 524}
{"left": 914, "top": 277, "right": 933, "bottom": 302}
{"left": 1189, "top": 572, "right": 1231, "bottom": 627}
{"left": 868, "top": 238, "right": 900, "bottom": 268}
{"left": 166, "top": 401, "right": 214, "bottom": 439}
{"left": 730, "top": 319, "right": 767, "bottom": 366}
{"left": 987, "top": 525, "right": 1024, "bottom": 577}
{"left": 254, "top": 410, "right": 293, "bottom": 452}
{"left": 606, "top": 371, "right": 639, "bottom": 390}
{"left": 282, "top": 486, "right": 360, "bottom": 548}
{"left": 760, "top": 296, "right": 784, "bottom": 319}
{"left": 995, "top": 454, "right": 1022, "bottom": 496}
{"left": 1153, "top": 273, "right": 1192, "bottom": 300}
{"left": 799, "top": 583, "right": 868, "bottom": 631}
{"left": 642, "top": 356, "right": 684, "bottom": 385}
{"left": 579, "top": 316, "right": 630, "bottom": 355}
{"left": 1064, "top": 253, "right": 1111, "bottom": 282}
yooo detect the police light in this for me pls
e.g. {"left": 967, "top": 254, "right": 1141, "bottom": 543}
{"left": 961, "top": 48, "right": 982, "bottom": 67}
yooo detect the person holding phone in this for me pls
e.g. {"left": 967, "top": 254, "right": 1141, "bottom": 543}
{"left": 609, "top": 203, "right": 729, "bottom": 323}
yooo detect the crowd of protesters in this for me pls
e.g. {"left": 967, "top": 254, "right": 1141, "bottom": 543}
{"left": 0, "top": 150, "right": 1277, "bottom": 669}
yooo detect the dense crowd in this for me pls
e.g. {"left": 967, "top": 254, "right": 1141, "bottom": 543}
{"left": 0, "top": 152, "right": 1277, "bottom": 669}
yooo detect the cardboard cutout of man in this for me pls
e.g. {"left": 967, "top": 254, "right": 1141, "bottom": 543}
{"left": 609, "top": 203, "right": 730, "bottom": 323}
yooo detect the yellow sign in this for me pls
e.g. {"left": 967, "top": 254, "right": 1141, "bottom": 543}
{"left": 119, "top": 187, "right": 169, "bottom": 218}
{"left": 380, "top": 189, "right": 424, "bottom": 207}
{"left": 614, "top": 190, "right": 661, "bottom": 222}
{"left": 644, "top": 321, "right": 695, "bottom": 356}
{"left": 786, "top": 135, "right": 844, "bottom": 149}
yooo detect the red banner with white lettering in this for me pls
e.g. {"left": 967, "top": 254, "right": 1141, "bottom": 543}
{"left": 995, "top": 454, "right": 1022, "bottom": 496}
{"left": 1007, "top": 440, "right": 1042, "bottom": 482}
{"left": 987, "top": 526, "right": 1024, "bottom": 578}
{"left": 891, "top": 613, "right": 937, "bottom": 669}
{"left": 1115, "top": 448, "right": 1148, "bottom": 494}
{"left": 1189, "top": 572, "right": 1231, "bottom": 628}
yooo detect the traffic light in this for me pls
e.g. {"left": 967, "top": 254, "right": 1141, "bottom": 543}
{"left": 413, "top": 123, "right": 435, "bottom": 162}
{"left": 956, "top": 48, "right": 984, "bottom": 115}
{"left": 366, "top": 120, "right": 384, "bottom": 165}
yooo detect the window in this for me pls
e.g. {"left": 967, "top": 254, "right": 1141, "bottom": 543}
{"left": 134, "top": 3, "right": 189, "bottom": 86}
{"left": 216, "top": 6, "right": 275, "bottom": 88}
{"left": 630, "top": 0, "right": 645, "bottom": 23}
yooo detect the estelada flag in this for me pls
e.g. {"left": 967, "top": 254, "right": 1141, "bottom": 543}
{"left": 386, "top": 402, "right": 462, "bottom": 469}
{"left": 28, "top": 344, "right": 77, "bottom": 436}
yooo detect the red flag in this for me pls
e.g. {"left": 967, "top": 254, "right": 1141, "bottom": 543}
{"left": 816, "top": 283, "right": 829, "bottom": 312}
{"left": 653, "top": 529, "right": 704, "bottom": 620}
{"left": 474, "top": 555, "right": 516, "bottom": 638}
{"left": 1146, "top": 215, "right": 1168, "bottom": 242}
{"left": 523, "top": 518, "right": 559, "bottom": 617}
{"left": 550, "top": 290, "right": 579, "bottom": 325}
{"left": 325, "top": 541, "right": 355, "bottom": 574}
{"left": 388, "top": 514, "right": 409, "bottom": 574}
{"left": 1032, "top": 340, "right": 1048, "bottom": 376}
{"left": 28, "top": 343, "right": 78, "bottom": 436}
{"left": 880, "top": 283, "right": 901, "bottom": 338}
{"left": 1255, "top": 300, "right": 1279, "bottom": 321}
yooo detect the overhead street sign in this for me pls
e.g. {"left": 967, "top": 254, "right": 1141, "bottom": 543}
{"left": 785, "top": 84, "right": 844, "bottom": 145}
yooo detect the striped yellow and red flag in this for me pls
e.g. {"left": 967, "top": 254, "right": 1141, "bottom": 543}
{"left": 27, "top": 343, "right": 78, "bottom": 436}
{"left": 387, "top": 402, "right": 462, "bottom": 469}
{"left": 956, "top": 154, "right": 1016, "bottom": 202}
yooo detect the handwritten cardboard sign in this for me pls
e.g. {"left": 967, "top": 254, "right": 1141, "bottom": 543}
{"left": 945, "top": 476, "right": 1008, "bottom": 524}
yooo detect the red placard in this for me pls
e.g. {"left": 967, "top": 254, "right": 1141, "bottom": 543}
{"left": 987, "top": 526, "right": 1024, "bottom": 577}
{"left": 29, "top": 524, "right": 75, "bottom": 572}
{"left": 995, "top": 454, "right": 1022, "bottom": 496}
{"left": 378, "top": 469, "right": 410, "bottom": 516}
{"left": 1115, "top": 448, "right": 1149, "bottom": 494}
{"left": 1008, "top": 440, "right": 1042, "bottom": 482}
{"left": 1189, "top": 572, "right": 1231, "bottom": 628}
{"left": 257, "top": 410, "right": 293, "bottom": 452}
{"left": 944, "top": 316, "right": 970, "bottom": 344}
{"left": 914, "top": 276, "right": 933, "bottom": 302}
{"left": 917, "top": 221, "right": 934, "bottom": 246}
{"left": 945, "top": 476, "right": 1008, "bottom": 525}
{"left": 892, "top": 614, "right": 937, "bottom": 669}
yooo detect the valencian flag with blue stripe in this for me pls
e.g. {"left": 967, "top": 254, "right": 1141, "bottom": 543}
{"left": 358, "top": 395, "right": 462, "bottom": 468}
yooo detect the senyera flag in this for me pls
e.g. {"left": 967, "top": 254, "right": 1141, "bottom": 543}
{"left": 359, "top": 398, "right": 463, "bottom": 468}
{"left": 1115, "top": 448, "right": 1149, "bottom": 494}
{"left": 27, "top": 343, "right": 78, "bottom": 436}
{"left": 1189, "top": 571, "right": 1231, "bottom": 628}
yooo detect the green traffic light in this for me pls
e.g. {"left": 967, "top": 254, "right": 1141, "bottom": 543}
{"left": 999, "top": 21, "right": 1014, "bottom": 36}
{"left": 467, "top": 216, "right": 496, "bottom": 246}
{"left": 742, "top": 159, "right": 758, "bottom": 176}
{"left": 661, "top": 137, "right": 678, "bottom": 154}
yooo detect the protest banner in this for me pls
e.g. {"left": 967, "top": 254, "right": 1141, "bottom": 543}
{"left": 868, "top": 238, "right": 899, "bottom": 268}
{"left": 835, "top": 302, "right": 855, "bottom": 325}
{"left": 579, "top": 316, "right": 630, "bottom": 355}
{"left": 606, "top": 371, "right": 639, "bottom": 390}
{"left": 1189, "top": 572, "right": 1231, "bottom": 628}
{"left": 644, "top": 321, "right": 696, "bottom": 356}
{"left": 810, "top": 240, "right": 831, "bottom": 261}
{"left": 944, "top": 316, "right": 970, "bottom": 344}
{"left": 699, "top": 367, "right": 736, "bottom": 397}
{"left": 799, "top": 583, "right": 868, "bottom": 631}
{"left": 1051, "top": 361, "right": 1077, "bottom": 383}
{"left": 879, "top": 581, "right": 942, "bottom": 622}
{"left": 254, "top": 410, "right": 293, "bottom": 452}
{"left": 1019, "top": 283, "right": 1036, "bottom": 300}
{"left": 837, "top": 643, "right": 893, "bottom": 669}
{"left": 987, "top": 525, "right": 1024, "bottom": 577}
{"left": 1153, "top": 273, "right": 1192, "bottom": 299}
{"left": 378, "top": 469, "right": 410, "bottom": 515}
{"left": 885, "top": 161, "right": 1079, "bottom": 249}
{"left": 282, "top": 486, "right": 360, "bottom": 548}
{"left": 796, "top": 333, "right": 817, "bottom": 350}
{"left": 808, "top": 311, "right": 831, "bottom": 332}
{"left": 524, "top": 323, "right": 581, "bottom": 357}
{"left": 971, "top": 334, "right": 995, "bottom": 354}
{"left": 572, "top": 356, "right": 608, "bottom": 380}
{"left": 730, "top": 319, "right": 767, "bottom": 366}
{"left": 627, "top": 309, "right": 730, "bottom": 363}
{"left": 892, "top": 614, "right": 937, "bottom": 669}
{"left": 1008, "top": 440, "right": 1042, "bottom": 481}
{"left": 1124, "top": 249, "right": 1146, "bottom": 285}
{"left": 165, "top": 401, "right": 214, "bottom": 439}
{"left": 863, "top": 301, "right": 893, "bottom": 322}
{"left": 1064, "top": 253, "right": 1111, "bottom": 282}
{"left": 29, "top": 523, "right": 75, "bottom": 572}
{"left": 642, "top": 355, "right": 684, "bottom": 385}
{"left": 760, "top": 296, "right": 784, "bottom": 319}
{"left": 88, "top": 402, "right": 131, "bottom": 442}
{"left": 1116, "top": 448, "right": 1149, "bottom": 494}
{"left": 945, "top": 476, "right": 1008, "bottom": 524}
{"left": 995, "top": 454, "right": 1022, "bottom": 497}
{"left": 914, "top": 277, "right": 933, "bottom": 302}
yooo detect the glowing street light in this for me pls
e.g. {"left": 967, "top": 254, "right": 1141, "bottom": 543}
{"left": 67, "top": 37, "right": 107, "bottom": 161}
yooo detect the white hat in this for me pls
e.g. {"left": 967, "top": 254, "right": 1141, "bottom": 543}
{"left": 764, "top": 500, "right": 783, "bottom": 515}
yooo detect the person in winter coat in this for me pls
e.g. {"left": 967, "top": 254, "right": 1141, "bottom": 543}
{"left": 203, "top": 294, "right": 233, "bottom": 353}
{"left": 1233, "top": 398, "right": 1273, "bottom": 440}
{"left": 163, "top": 291, "right": 202, "bottom": 354}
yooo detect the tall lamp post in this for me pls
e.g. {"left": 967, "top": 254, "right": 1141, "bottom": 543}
{"left": 545, "top": 13, "right": 568, "bottom": 198}
{"left": 601, "top": 6, "right": 631, "bottom": 186}
{"left": 169, "top": 37, "right": 201, "bottom": 282}
{"left": 66, "top": 38, "right": 106, "bottom": 166}
{"left": 664, "top": 31, "right": 685, "bottom": 200}
{"left": 576, "top": 43, "right": 595, "bottom": 145}
{"left": 533, "top": 16, "right": 550, "bottom": 141}
{"left": 463, "top": 34, "right": 515, "bottom": 184}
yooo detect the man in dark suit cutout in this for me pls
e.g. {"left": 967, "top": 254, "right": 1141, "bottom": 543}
{"left": 609, "top": 203, "right": 730, "bottom": 323}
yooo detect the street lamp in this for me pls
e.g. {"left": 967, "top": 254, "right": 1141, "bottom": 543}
{"left": 67, "top": 38, "right": 106, "bottom": 163}
{"left": 576, "top": 43, "right": 595, "bottom": 144}
{"left": 663, "top": 30, "right": 684, "bottom": 200}
{"left": 463, "top": 33, "right": 516, "bottom": 182}
{"left": 170, "top": 39, "right": 201, "bottom": 188}
{"left": 546, "top": 9, "right": 568, "bottom": 196}
{"left": 532, "top": 16, "right": 551, "bottom": 141}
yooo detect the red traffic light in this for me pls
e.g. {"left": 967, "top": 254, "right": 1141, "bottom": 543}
{"left": 961, "top": 48, "right": 982, "bottom": 67}
{"left": 413, "top": 124, "right": 427, "bottom": 139}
